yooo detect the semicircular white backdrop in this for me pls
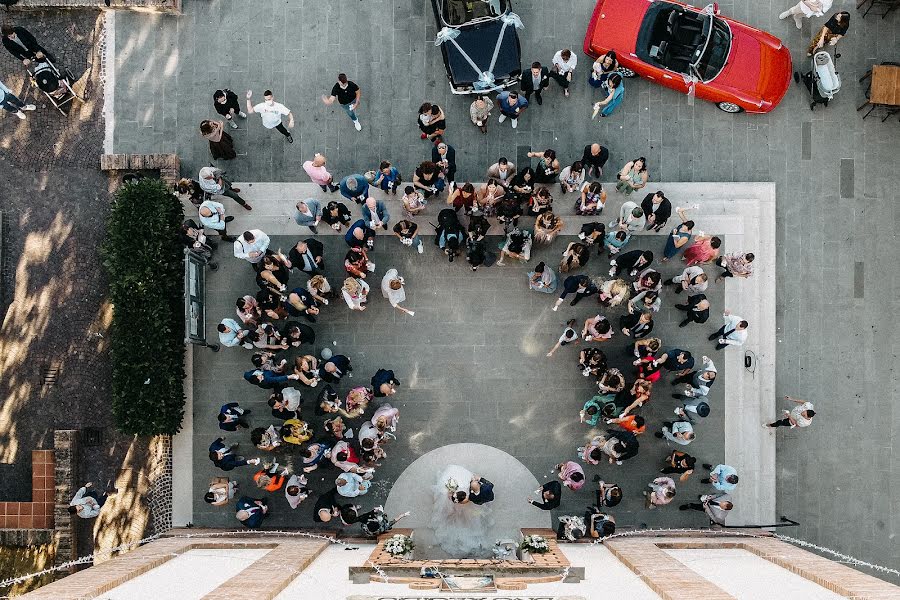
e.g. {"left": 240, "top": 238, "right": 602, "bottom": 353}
{"left": 384, "top": 443, "right": 551, "bottom": 559}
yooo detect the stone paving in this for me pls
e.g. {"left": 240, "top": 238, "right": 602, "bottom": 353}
{"left": 0, "top": 10, "right": 158, "bottom": 558}
{"left": 102, "top": 0, "right": 900, "bottom": 580}
{"left": 192, "top": 232, "right": 727, "bottom": 530}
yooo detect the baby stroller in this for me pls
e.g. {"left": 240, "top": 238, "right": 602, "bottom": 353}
{"left": 793, "top": 50, "right": 841, "bottom": 110}
{"left": 27, "top": 56, "right": 84, "bottom": 115}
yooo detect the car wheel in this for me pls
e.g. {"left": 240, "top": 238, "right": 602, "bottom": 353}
{"left": 717, "top": 101, "right": 743, "bottom": 114}
{"left": 617, "top": 67, "right": 637, "bottom": 78}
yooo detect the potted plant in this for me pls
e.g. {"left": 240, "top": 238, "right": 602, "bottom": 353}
{"left": 384, "top": 533, "right": 415, "bottom": 559}
{"left": 518, "top": 534, "right": 549, "bottom": 562}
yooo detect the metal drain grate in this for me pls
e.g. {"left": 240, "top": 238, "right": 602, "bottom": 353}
{"left": 41, "top": 365, "right": 60, "bottom": 387}
{"left": 82, "top": 428, "right": 104, "bottom": 447}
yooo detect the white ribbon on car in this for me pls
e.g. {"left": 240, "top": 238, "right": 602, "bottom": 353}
{"left": 434, "top": 12, "right": 524, "bottom": 92}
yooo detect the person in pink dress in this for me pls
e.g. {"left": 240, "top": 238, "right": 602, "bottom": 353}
{"left": 682, "top": 235, "right": 722, "bottom": 266}
{"left": 303, "top": 152, "right": 339, "bottom": 192}
{"left": 555, "top": 461, "right": 585, "bottom": 491}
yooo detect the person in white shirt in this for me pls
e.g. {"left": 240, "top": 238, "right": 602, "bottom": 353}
{"left": 246, "top": 89, "right": 294, "bottom": 143}
{"left": 68, "top": 482, "right": 115, "bottom": 519}
{"left": 779, "top": 0, "right": 832, "bottom": 29}
{"left": 233, "top": 229, "right": 270, "bottom": 263}
{"left": 198, "top": 166, "right": 251, "bottom": 209}
{"left": 767, "top": 396, "right": 816, "bottom": 429}
{"left": 708, "top": 310, "right": 749, "bottom": 350}
{"left": 550, "top": 49, "right": 578, "bottom": 97}
{"left": 198, "top": 199, "right": 235, "bottom": 241}
{"left": 381, "top": 268, "right": 414, "bottom": 316}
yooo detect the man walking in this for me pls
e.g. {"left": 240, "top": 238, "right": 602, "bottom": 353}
{"left": 767, "top": 395, "right": 816, "bottom": 429}
{"left": 246, "top": 89, "right": 294, "bottom": 143}
{"left": 708, "top": 310, "right": 749, "bottom": 350}
{"left": 322, "top": 73, "right": 362, "bottom": 131}
{"left": 304, "top": 153, "right": 340, "bottom": 192}
{"left": 199, "top": 166, "right": 251, "bottom": 210}
{"left": 0, "top": 77, "right": 35, "bottom": 120}
{"left": 519, "top": 61, "right": 550, "bottom": 105}
{"left": 496, "top": 90, "right": 528, "bottom": 128}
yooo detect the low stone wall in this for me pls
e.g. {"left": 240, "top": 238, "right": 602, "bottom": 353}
{"left": 11, "top": 0, "right": 181, "bottom": 13}
{"left": 0, "top": 528, "right": 52, "bottom": 546}
{"left": 100, "top": 153, "right": 180, "bottom": 187}
{"left": 359, "top": 527, "right": 574, "bottom": 583}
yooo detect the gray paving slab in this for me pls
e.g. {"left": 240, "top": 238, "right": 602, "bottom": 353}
{"left": 108, "top": 0, "right": 900, "bottom": 580}
{"left": 190, "top": 234, "right": 726, "bottom": 531}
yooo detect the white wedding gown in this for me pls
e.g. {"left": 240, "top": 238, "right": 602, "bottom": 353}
{"left": 429, "top": 465, "right": 494, "bottom": 558}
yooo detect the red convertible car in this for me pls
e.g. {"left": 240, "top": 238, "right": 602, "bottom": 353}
{"left": 583, "top": 0, "right": 792, "bottom": 113}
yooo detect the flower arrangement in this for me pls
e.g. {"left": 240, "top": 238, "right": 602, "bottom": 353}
{"left": 445, "top": 478, "right": 459, "bottom": 493}
{"left": 384, "top": 534, "right": 415, "bottom": 557}
{"left": 519, "top": 534, "right": 550, "bottom": 554}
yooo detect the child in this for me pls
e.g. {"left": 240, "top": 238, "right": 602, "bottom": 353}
{"left": 547, "top": 319, "right": 578, "bottom": 357}
{"left": 401, "top": 186, "right": 427, "bottom": 218}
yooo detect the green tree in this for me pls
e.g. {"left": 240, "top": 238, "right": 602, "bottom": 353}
{"left": 102, "top": 178, "right": 185, "bottom": 435}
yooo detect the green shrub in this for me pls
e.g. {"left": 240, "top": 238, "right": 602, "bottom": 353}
{"left": 102, "top": 178, "right": 185, "bottom": 435}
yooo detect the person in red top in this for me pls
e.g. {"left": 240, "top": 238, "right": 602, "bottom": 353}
{"left": 253, "top": 463, "right": 289, "bottom": 492}
{"left": 607, "top": 414, "right": 646, "bottom": 435}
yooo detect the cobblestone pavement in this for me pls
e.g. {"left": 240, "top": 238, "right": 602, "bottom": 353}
{"left": 0, "top": 10, "right": 156, "bottom": 558}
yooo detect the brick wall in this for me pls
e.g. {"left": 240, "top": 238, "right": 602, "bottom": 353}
{"left": 0, "top": 450, "right": 55, "bottom": 530}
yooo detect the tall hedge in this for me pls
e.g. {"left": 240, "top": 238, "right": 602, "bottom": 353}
{"left": 102, "top": 178, "right": 186, "bottom": 435}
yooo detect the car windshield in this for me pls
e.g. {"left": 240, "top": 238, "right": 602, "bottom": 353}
{"left": 693, "top": 17, "right": 731, "bottom": 81}
{"left": 441, "top": 0, "right": 507, "bottom": 26}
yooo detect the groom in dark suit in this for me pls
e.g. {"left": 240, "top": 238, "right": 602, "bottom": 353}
{"left": 468, "top": 474, "right": 495, "bottom": 505}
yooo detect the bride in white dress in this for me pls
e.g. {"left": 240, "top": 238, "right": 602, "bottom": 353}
{"left": 429, "top": 464, "right": 494, "bottom": 557}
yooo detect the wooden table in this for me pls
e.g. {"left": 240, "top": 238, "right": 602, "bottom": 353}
{"left": 869, "top": 64, "right": 900, "bottom": 106}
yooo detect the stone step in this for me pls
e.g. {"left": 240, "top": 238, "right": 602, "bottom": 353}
{"left": 187, "top": 182, "right": 768, "bottom": 238}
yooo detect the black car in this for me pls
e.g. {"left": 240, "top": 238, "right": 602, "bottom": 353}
{"left": 431, "top": 0, "right": 523, "bottom": 94}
